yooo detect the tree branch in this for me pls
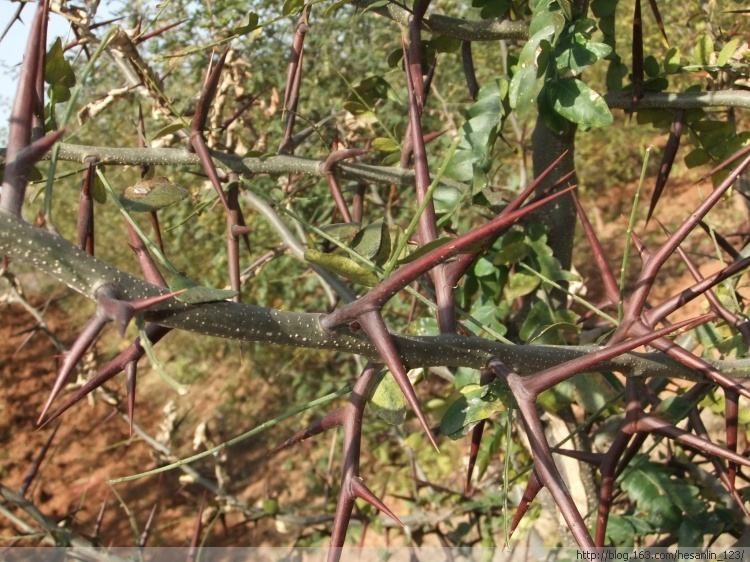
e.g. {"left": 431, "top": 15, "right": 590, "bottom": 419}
{"left": 1, "top": 210, "right": 747, "bottom": 381}
{"left": 606, "top": 90, "right": 750, "bottom": 110}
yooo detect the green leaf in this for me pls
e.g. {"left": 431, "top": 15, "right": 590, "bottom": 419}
{"left": 304, "top": 249, "right": 378, "bottom": 286}
{"left": 372, "top": 137, "right": 400, "bottom": 153}
{"left": 45, "top": 38, "right": 75, "bottom": 103}
{"left": 504, "top": 271, "right": 541, "bottom": 300}
{"left": 473, "top": 257, "right": 496, "bottom": 277}
{"left": 150, "top": 121, "right": 185, "bottom": 141}
{"left": 351, "top": 221, "right": 390, "bottom": 264}
{"left": 345, "top": 75, "right": 391, "bottom": 114}
{"left": 45, "top": 38, "right": 75, "bottom": 89}
{"left": 282, "top": 0, "right": 305, "bottom": 16}
{"left": 510, "top": 24, "right": 556, "bottom": 115}
{"left": 693, "top": 34, "right": 714, "bottom": 66}
{"left": 663, "top": 47, "right": 682, "bottom": 74}
{"left": 121, "top": 176, "right": 189, "bottom": 212}
{"left": 368, "top": 370, "right": 408, "bottom": 425}
{"left": 91, "top": 175, "right": 107, "bottom": 204}
{"left": 717, "top": 37, "right": 741, "bottom": 66}
{"left": 439, "top": 383, "right": 507, "bottom": 439}
{"left": 549, "top": 78, "right": 613, "bottom": 128}
{"left": 556, "top": 42, "right": 612, "bottom": 74}
{"left": 231, "top": 12, "right": 259, "bottom": 35}
{"left": 644, "top": 55, "right": 660, "bottom": 77}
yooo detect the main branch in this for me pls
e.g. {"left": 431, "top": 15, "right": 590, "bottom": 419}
{"left": 1, "top": 210, "right": 747, "bottom": 381}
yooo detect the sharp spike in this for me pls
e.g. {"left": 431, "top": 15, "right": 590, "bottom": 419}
{"left": 272, "top": 409, "right": 344, "bottom": 455}
{"left": 350, "top": 476, "right": 404, "bottom": 528}
{"left": 509, "top": 472, "right": 542, "bottom": 536}
{"left": 359, "top": 310, "right": 438, "bottom": 451}
{"left": 37, "top": 313, "right": 109, "bottom": 425}
{"left": 125, "top": 361, "right": 137, "bottom": 437}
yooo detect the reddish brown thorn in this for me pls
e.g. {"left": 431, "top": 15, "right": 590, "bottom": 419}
{"left": 322, "top": 148, "right": 367, "bottom": 223}
{"left": 512, "top": 388, "right": 594, "bottom": 547}
{"left": 687, "top": 403, "right": 746, "bottom": 514}
{"left": 487, "top": 358, "right": 593, "bottom": 547}
{"left": 644, "top": 255, "right": 750, "bottom": 326}
{"left": 509, "top": 472, "right": 542, "bottom": 536}
{"left": 646, "top": 0, "right": 668, "bottom": 42}
{"left": 135, "top": 18, "right": 187, "bottom": 44}
{"left": 621, "top": 152, "right": 750, "bottom": 326}
{"left": 465, "top": 368, "right": 495, "bottom": 494}
{"left": 634, "top": 413, "right": 750, "bottom": 468}
{"left": 630, "top": 231, "right": 651, "bottom": 263}
{"left": 41, "top": 325, "right": 171, "bottom": 426}
{"left": 651, "top": 339, "right": 750, "bottom": 401}
{"left": 671, "top": 241, "right": 750, "bottom": 344}
{"left": 190, "top": 134, "right": 229, "bottom": 210}
{"left": 126, "top": 222, "right": 167, "bottom": 287}
{"left": 527, "top": 313, "right": 713, "bottom": 396}
{"left": 77, "top": 161, "right": 96, "bottom": 255}
{"left": 352, "top": 184, "right": 365, "bottom": 224}
{"left": 553, "top": 448, "right": 604, "bottom": 465}
{"left": 280, "top": 15, "right": 308, "bottom": 153}
{"left": 698, "top": 221, "right": 741, "bottom": 260}
{"left": 646, "top": 109, "right": 684, "bottom": 223}
{"left": 32, "top": 0, "right": 49, "bottom": 141}
{"left": 219, "top": 95, "right": 258, "bottom": 132}
{"left": 350, "top": 476, "right": 403, "bottom": 527}
{"left": 324, "top": 185, "right": 576, "bottom": 329}
{"left": 126, "top": 361, "right": 137, "bottom": 438}
{"left": 37, "top": 312, "right": 109, "bottom": 425}
{"left": 632, "top": 0, "right": 644, "bottom": 106}
{"left": 149, "top": 211, "right": 165, "bottom": 254}
{"left": 726, "top": 390, "right": 739, "bottom": 487}
{"left": 192, "top": 48, "right": 230, "bottom": 134}
{"left": 697, "top": 144, "right": 750, "bottom": 185}
{"left": 272, "top": 409, "right": 344, "bottom": 455}
{"left": 227, "top": 183, "right": 242, "bottom": 301}
{"left": 19, "top": 422, "right": 59, "bottom": 496}
{"left": 0, "top": 1, "right": 46, "bottom": 216}
{"left": 231, "top": 225, "right": 251, "bottom": 237}
{"left": 464, "top": 420, "right": 485, "bottom": 495}
{"left": 235, "top": 207, "right": 252, "bottom": 253}
{"left": 406, "top": 21, "right": 425, "bottom": 112}
{"left": 596, "top": 430, "right": 633, "bottom": 546}
{"left": 461, "top": 41, "right": 478, "bottom": 100}
{"left": 446, "top": 151, "right": 571, "bottom": 286}
{"left": 412, "top": 0, "right": 432, "bottom": 21}
{"left": 359, "top": 310, "right": 438, "bottom": 450}
{"left": 614, "top": 432, "right": 648, "bottom": 477}
{"left": 15, "top": 128, "right": 65, "bottom": 170}
{"left": 572, "top": 190, "right": 619, "bottom": 306}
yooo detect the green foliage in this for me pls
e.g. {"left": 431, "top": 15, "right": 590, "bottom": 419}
{"left": 613, "top": 455, "right": 740, "bottom": 545}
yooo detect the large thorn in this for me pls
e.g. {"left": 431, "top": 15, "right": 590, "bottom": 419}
{"left": 271, "top": 408, "right": 344, "bottom": 455}
{"left": 359, "top": 310, "right": 438, "bottom": 450}
{"left": 40, "top": 325, "right": 171, "bottom": 426}
{"left": 350, "top": 476, "right": 404, "bottom": 528}
{"left": 37, "top": 312, "right": 109, "bottom": 425}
